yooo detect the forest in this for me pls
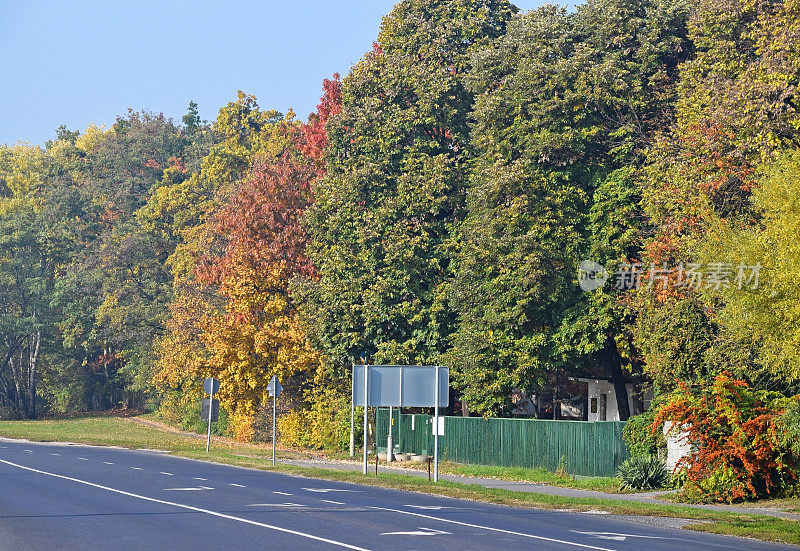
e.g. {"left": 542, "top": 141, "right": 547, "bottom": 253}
{"left": 1, "top": 0, "right": 799, "bottom": 498}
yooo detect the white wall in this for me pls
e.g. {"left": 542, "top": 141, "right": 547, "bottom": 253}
{"left": 664, "top": 422, "right": 692, "bottom": 473}
{"left": 585, "top": 380, "right": 643, "bottom": 421}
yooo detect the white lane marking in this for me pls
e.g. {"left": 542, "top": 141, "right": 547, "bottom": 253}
{"left": 0, "top": 459, "right": 369, "bottom": 551}
{"left": 50, "top": 453, "right": 60, "bottom": 456}
{"left": 131, "top": 467, "right": 143, "bottom": 470}
{"left": 78, "top": 457, "right": 89, "bottom": 461}
{"left": 321, "top": 500, "right": 345, "bottom": 505}
{"left": 229, "top": 483, "right": 246, "bottom": 487}
{"left": 302, "top": 488, "right": 358, "bottom": 493}
{"left": 159, "top": 472, "right": 173, "bottom": 476}
{"left": 103, "top": 461, "right": 114, "bottom": 465}
{"left": 193, "top": 477, "right": 208, "bottom": 481}
{"left": 164, "top": 486, "right": 214, "bottom": 491}
{"left": 571, "top": 531, "right": 664, "bottom": 542}
{"left": 273, "top": 491, "right": 292, "bottom": 496}
{"left": 24, "top": 450, "right": 33, "bottom": 453}
{"left": 380, "top": 527, "right": 450, "bottom": 536}
{"left": 247, "top": 503, "right": 306, "bottom": 508}
{"left": 0, "top": 446, "right": 6, "bottom": 448}
{"left": 366, "top": 506, "right": 618, "bottom": 551}
{"left": 404, "top": 505, "right": 452, "bottom": 510}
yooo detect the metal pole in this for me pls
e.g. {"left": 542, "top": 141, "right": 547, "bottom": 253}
{"left": 433, "top": 366, "right": 439, "bottom": 482}
{"left": 349, "top": 364, "right": 355, "bottom": 457}
{"left": 387, "top": 405, "right": 393, "bottom": 462}
{"left": 362, "top": 364, "right": 369, "bottom": 475}
{"left": 206, "top": 395, "right": 212, "bottom": 453}
{"left": 272, "top": 394, "right": 277, "bottom": 466}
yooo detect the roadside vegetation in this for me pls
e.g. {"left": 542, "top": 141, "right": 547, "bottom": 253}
{"left": 2, "top": 0, "right": 800, "bottom": 511}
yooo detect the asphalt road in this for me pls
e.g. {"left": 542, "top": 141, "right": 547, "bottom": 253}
{"left": 0, "top": 439, "right": 791, "bottom": 551}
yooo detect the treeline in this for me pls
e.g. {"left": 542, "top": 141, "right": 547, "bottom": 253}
{"left": 1, "top": 0, "right": 799, "bottom": 447}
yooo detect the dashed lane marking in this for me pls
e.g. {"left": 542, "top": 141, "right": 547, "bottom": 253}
{"left": 380, "top": 527, "right": 451, "bottom": 536}
{"left": 159, "top": 472, "right": 173, "bottom": 476}
{"left": 103, "top": 461, "right": 114, "bottom": 465}
{"left": 321, "top": 500, "right": 345, "bottom": 505}
{"left": 230, "top": 483, "right": 246, "bottom": 488}
{"left": 247, "top": 503, "right": 306, "bottom": 508}
{"left": 405, "top": 505, "right": 453, "bottom": 510}
{"left": 131, "top": 467, "right": 143, "bottom": 470}
{"left": 0, "top": 458, "right": 369, "bottom": 551}
{"left": 163, "top": 486, "right": 214, "bottom": 491}
{"left": 302, "top": 488, "right": 358, "bottom": 493}
{"left": 273, "top": 491, "right": 292, "bottom": 496}
{"left": 50, "top": 453, "right": 60, "bottom": 456}
{"left": 193, "top": 477, "right": 207, "bottom": 481}
{"left": 78, "top": 458, "right": 89, "bottom": 461}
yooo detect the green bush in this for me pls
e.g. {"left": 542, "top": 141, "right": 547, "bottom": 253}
{"left": 617, "top": 455, "right": 669, "bottom": 491}
{"left": 778, "top": 399, "right": 800, "bottom": 464}
{"left": 623, "top": 409, "right": 666, "bottom": 458}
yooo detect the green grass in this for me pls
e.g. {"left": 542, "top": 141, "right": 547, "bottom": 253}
{"left": 387, "top": 461, "right": 621, "bottom": 492}
{"left": 0, "top": 414, "right": 798, "bottom": 546}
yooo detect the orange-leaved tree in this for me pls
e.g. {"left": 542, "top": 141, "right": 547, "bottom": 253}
{"left": 193, "top": 154, "right": 320, "bottom": 440}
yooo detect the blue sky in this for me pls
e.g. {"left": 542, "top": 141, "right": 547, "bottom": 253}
{"left": 0, "top": 1, "right": 552, "bottom": 145}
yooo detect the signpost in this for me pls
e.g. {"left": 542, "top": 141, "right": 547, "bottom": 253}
{"left": 202, "top": 377, "right": 220, "bottom": 453}
{"left": 267, "top": 375, "right": 282, "bottom": 466}
{"left": 351, "top": 365, "right": 449, "bottom": 481}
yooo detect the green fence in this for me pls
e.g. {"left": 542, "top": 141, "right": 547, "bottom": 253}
{"left": 376, "top": 409, "right": 628, "bottom": 477}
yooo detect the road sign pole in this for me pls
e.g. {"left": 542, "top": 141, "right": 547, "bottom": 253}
{"left": 433, "top": 366, "right": 439, "bottom": 482}
{"left": 362, "top": 364, "right": 369, "bottom": 475}
{"left": 272, "top": 393, "right": 277, "bottom": 466}
{"left": 349, "top": 365, "right": 355, "bottom": 457}
{"left": 387, "top": 405, "right": 393, "bottom": 462}
{"left": 206, "top": 393, "right": 212, "bottom": 453}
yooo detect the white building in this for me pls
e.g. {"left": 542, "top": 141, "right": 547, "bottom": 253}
{"left": 577, "top": 378, "right": 652, "bottom": 422}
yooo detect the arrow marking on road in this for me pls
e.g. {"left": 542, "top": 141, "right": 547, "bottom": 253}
{"left": 571, "top": 531, "right": 664, "bottom": 542}
{"left": 380, "top": 527, "right": 451, "bottom": 536}
{"left": 367, "top": 506, "right": 619, "bottom": 551}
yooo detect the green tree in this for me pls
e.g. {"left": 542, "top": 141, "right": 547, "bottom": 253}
{"left": 451, "top": 0, "right": 692, "bottom": 416}
{"left": 298, "top": 0, "right": 516, "bottom": 376}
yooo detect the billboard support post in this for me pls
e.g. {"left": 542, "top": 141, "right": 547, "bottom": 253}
{"left": 349, "top": 366, "right": 355, "bottom": 457}
{"left": 352, "top": 364, "right": 448, "bottom": 481}
{"left": 433, "top": 366, "right": 439, "bottom": 482}
{"left": 362, "top": 364, "right": 369, "bottom": 474}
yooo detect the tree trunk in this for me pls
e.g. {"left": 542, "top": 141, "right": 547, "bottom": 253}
{"left": 27, "top": 331, "right": 40, "bottom": 419}
{"left": 598, "top": 337, "right": 630, "bottom": 421}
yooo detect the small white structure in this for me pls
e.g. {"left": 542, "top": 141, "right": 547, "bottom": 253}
{"left": 577, "top": 378, "right": 652, "bottom": 422}
{"left": 664, "top": 422, "right": 693, "bottom": 473}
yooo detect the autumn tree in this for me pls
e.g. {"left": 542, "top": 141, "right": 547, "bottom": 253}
{"left": 636, "top": 0, "right": 800, "bottom": 389}
{"left": 451, "top": 0, "right": 693, "bottom": 416}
